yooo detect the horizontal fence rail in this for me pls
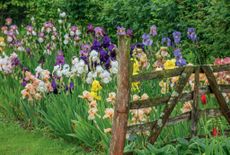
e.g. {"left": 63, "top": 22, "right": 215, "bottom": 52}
{"left": 130, "top": 85, "right": 230, "bottom": 109}
{"left": 127, "top": 108, "right": 221, "bottom": 133}
{"left": 132, "top": 64, "right": 230, "bottom": 82}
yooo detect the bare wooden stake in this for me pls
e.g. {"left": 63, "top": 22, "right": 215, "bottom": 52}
{"left": 148, "top": 67, "right": 194, "bottom": 144}
{"left": 191, "top": 67, "right": 200, "bottom": 136}
{"left": 202, "top": 66, "right": 230, "bottom": 124}
{"left": 109, "top": 36, "right": 131, "bottom": 155}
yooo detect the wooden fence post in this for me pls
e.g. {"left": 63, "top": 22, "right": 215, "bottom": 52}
{"left": 191, "top": 67, "right": 200, "bottom": 136}
{"left": 109, "top": 36, "right": 131, "bottom": 155}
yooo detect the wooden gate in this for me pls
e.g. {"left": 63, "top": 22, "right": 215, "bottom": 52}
{"left": 109, "top": 36, "right": 230, "bottom": 155}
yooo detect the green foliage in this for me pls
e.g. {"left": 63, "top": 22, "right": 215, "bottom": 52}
{"left": 150, "top": 0, "right": 230, "bottom": 64}
{"left": 126, "top": 137, "right": 230, "bottom": 155}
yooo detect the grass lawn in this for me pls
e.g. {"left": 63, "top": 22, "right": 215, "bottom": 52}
{"left": 0, "top": 120, "right": 95, "bottom": 155}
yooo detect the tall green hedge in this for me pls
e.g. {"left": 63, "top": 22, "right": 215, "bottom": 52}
{"left": 0, "top": 0, "right": 229, "bottom": 62}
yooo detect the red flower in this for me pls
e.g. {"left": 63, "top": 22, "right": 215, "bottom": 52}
{"left": 212, "top": 128, "right": 218, "bottom": 137}
{"left": 201, "top": 94, "right": 207, "bottom": 105}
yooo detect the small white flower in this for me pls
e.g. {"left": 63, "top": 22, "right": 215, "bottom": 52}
{"left": 60, "top": 12, "right": 66, "bottom": 18}
{"left": 31, "top": 17, "right": 35, "bottom": 21}
{"left": 72, "top": 57, "right": 79, "bottom": 65}
{"left": 51, "top": 35, "right": 56, "bottom": 40}
{"left": 70, "top": 31, "right": 75, "bottom": 36}
{"left": 32, "top": 31, "right": 37, "bottom": 36}
{"left": 58, "top": 19, "right": 63, "bottom": 24}
{"left": 37, "top": 81, "right": 47, "bottom": 93}
{"left": 86, "top": 77, "right": 93, "bottom": 84}
{"left": 38, "top": 38, "right": 44, "bottom": 43}
{"left": 76, "top": 30, "right": 81, "bottom": 36}
{"left": 64, "top": 39, "right": 69, "bottom": 45}
{"left": 35, "top": 65, "right": 43, "bottom": 73}
{"left": 96, "top": 65, "right": 103, "bottom": 73}
{"left": 90, "top": 50, "right": 98, "bottom": 57}
{"left": 64, "top": 34, "right": 69, "bottom": 39}
{"left": 7, "top": 36, "right": 13, "bottom": 42}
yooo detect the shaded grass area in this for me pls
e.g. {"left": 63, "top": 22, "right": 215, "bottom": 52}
{"left": 0, "top": 120, "right": 96, "bottom": 155}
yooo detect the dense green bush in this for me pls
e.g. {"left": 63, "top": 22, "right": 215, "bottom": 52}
{"left": 150, "top": 0, "right": 230, "bottom": 63}
{"left": 0, "top": 0, "right": 229, "bottom": 62}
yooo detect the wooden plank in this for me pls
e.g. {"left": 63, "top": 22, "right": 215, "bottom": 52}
{"left": 130, "top": 85, "right": 230, "bottom": 110}
{"left": 200, "top": 85, "right": 230, "bottom": 94}
{"left": 130, "top": 92, "right": 193, "bottom": 109}
{"left": 191, "top": 67, "right": 200, "bottom": 137}
{"left": 127, "top": 108, "right": 221, "bottom": 133}
{"left": 202, "top": 66, "right": 230, "bottom": 125}
{"left": 132, "top": 66, "right": 189, "bottom": 82}
{"left": 148, "top": 67, "right": 194, "bottom": 144}
{"left": 131, "top": 64, "right": 230, "bottom": 82}
{"left": 110, "top": 36, "right": 131, "bottom": 155}
{"left": 210, "top": 64, "right": 230, "bottom": 72}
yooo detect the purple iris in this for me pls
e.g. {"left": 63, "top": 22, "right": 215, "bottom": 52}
{"left": 102, "top": 36, "right": 111, "bottom": 48}
{"left": 176, "top": 58, "right": 187, "bottom": 67}
{"left": 150, "top": 25, "right": 157, "bottom": 36}
{"left": 161, "top": 37, "right": 171, "bottom": 47}
{"left": 80, "top": 56, "right": 88, "bottom": 64}
{"left": 80, "top": 44, "right": 91, "bottom": 57}
{"left": 11, "top": 56, "right": 20, "bottom": 66}
{"left": 108, "top": 44, "right": 115, "bottom": 52}
{"left": 69, "top": 82, "right": 74, "bottom": 90}
{"left": 142, "top": 33, "right": 153, "bottom": 46}
{"left": 172, "top": 31, "right": 181, "bottom": 44}
{"left": 173, "top": 48, "right": 182, "bottom": 57}
{"left": 55, "top": 51, "right": 65, "bottom": 65}
{"left": 105, "top": 59, "right": 111, "bottom": 69}
{"left": 81, "top": 44, "right": 91, "bottom": 51}
{"left": 21, "top": 79, "right": 27, "bottom": 87}
{"left": 108, "top": 44, "right": 116, "bottom": 60}
{"left": 26, "top": 48, "right": 31, "bottom": 55}
{"left": 117, "top": 26, "right": 126, "bottom": 36}
{"left": 91, "top": 40, "right": 101, "bottom": 50}
{"left": 187, "top": 28, "right": 197, "bottom": 42}
{"left": 51, "top": 79, "right": 57, "bottom": 90}
{"left": 80, "top": 50, "right": 89, "bottom": 57}
{"left": 126, "top": 29, "right": 133, "bottom": 37}
{"left": 87, "top": 24, "right": 94, "bottom": 33}
{"left": 94, "top": 27, "right": 104, "bottom": 37}
{"left": 99, "top": 49, "right": 109, "bottom": 62}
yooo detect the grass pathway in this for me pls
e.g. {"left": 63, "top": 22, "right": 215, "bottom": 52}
{"left": 0, "top": 120, "right": 90, "bottom": 155}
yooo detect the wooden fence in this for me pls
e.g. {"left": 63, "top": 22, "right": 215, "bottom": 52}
{"left": 109, "top": 36, "right": 230, "bottom": 155}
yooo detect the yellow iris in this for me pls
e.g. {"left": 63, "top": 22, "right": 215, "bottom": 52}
{"left": 91, "top": 80, "right": 102, "bottom": 92}
{"left": 132, "top": 58, "right": 140, "bottom": 75}
{"left": 164, "top": 59, "right": 176, "bottom": 70}
{"left": 131, "top": 58, "right": 140, "bottom": 92}
{"left": 90, "top": 91, "right": 101, "bottom": 100}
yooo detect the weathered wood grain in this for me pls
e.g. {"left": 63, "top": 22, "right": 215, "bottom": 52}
{"left": 132, "top": 64, "right": 230, "bottom": 82}
{"left": 110, "top": 36, "right": 131, "bottom": 155}
{"left": 191, "top": 67, "right": 200, "bottom": 137}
